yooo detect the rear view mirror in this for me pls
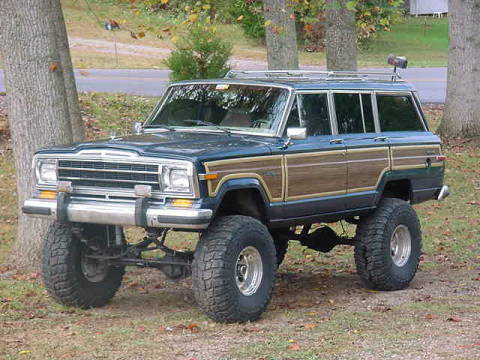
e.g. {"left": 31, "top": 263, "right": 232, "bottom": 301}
{"left": 287, "top": 127, "right": 307, "bottom": 140}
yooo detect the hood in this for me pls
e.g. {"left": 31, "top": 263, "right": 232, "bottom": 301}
{"left": 37, "top": 130, "right": 282, "bottom": 162}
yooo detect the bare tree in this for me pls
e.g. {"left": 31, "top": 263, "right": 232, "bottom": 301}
{"left": 262, "top": 0, "right": 299, "bottom": 70}
{"left": 0, "top": 0, "right": 74, "bottom": 269}
{"left": 440, "top": 0, "right": 480, "bottom": 137}
{"left": 51, "top": 0, "right": 85, "bottom": 142}
{"left": 325, "top": 0, "right": 357, "bottom": 71}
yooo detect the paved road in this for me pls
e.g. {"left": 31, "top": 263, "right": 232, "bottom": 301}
{"left": 0, "top": 67, "right": 447, "bottom": 103}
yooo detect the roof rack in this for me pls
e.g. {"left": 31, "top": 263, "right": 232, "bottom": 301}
{"left": 224, "top": 70, "right": 404, "bottom": 82}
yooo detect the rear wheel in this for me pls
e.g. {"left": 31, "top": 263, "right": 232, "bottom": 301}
{"left": 192, "top": 215, "right": 277, "bottom": 323}
{"left": 354, "top": 198, "right": 422, "bottom": 291}
{"left": 42, "top": 222, "right": 125, "bottom": 308}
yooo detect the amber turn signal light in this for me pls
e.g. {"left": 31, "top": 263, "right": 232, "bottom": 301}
{"left": 39, "top": 190, "right": 57, "bottom": 200}
{"left": 199, "top": 173, "right": 219, "bottom": 180}
{"left": 170, "top": 199, "right": 193, "bottom": 208}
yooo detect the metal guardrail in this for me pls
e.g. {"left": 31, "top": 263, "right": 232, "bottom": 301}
{"left": 225, "top": 70, "right": 404, "bottom": 82}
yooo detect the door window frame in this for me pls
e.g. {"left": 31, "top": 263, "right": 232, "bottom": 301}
{"left": 280, "top": 90, "right": 333, "bottom": 137}
{"left": 330, "top": 90, "right": 381, "bottom": 134}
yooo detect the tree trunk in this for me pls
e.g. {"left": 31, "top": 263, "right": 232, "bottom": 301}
{"left": 0, "top": 0, "right": 73, "bottom": 270}
{"left": 325, "top": 0, "right": 357, "bottom": 71}
{"left": 51, "top": 0, "right": 85, "bottom": 142}
{"left": 262, "top": 0, "right": 299, "bottom": 70}
{"left": 439, "top": 0, "right": 480, "bottom": 138}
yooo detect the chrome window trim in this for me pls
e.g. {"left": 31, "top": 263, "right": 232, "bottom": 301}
{"left": 372, "top": 91, "right": 381, "bottom": 133}
{"left": 144, "top": 82, "right": 294, "bottom": 138}
{"left": 34, "top": 151, "right": 199, "bottom": 199}
{"left": 411, "top": 91, "right": 429, "bottom": 130}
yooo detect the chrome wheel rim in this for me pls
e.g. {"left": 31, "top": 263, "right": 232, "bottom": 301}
{"left": 390, "top": 224, "right": 412, "bottom": 267}
{"left": 235, "top": 246, "right": 263, "bottom": 296}
{"left": 81, "top": 248, "right": 108, "bottom": 283}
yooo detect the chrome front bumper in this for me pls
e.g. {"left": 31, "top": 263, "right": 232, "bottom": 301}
{"left": 22, "top": 197, "right": 212, "bottom": 229}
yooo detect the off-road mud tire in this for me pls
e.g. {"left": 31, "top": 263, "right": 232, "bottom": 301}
{"left": 354, "top": 198, "right": 421, "bottom": 291}
{"left": 42, "top": 222, "right": 125, "bottom": 308}
{"left": 192, "top": 215, "right": 277, "bottom": 323}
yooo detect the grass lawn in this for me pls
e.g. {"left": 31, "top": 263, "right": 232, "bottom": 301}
{"left": 1, "top": 95, "right": 479, "bottom": 359}
{"left": 60, "top": 0, "right": 448, "bottom": 69}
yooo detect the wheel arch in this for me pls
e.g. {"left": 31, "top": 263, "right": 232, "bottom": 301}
{"left": 210, "top": 178, "right": 271, "bottom": 223}
{"left": 376, "top": 177, "right": 412, "bottom": 204}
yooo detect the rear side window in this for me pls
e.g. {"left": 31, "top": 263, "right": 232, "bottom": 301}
{"left": 298, "top": 94, "right": 331, "bottom": 136}
{"left": 377, "top": 94, "right": 425, "bottom": 131}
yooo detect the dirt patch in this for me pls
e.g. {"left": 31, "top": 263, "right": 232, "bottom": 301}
{"left": 69, "top": 36, "right": 268, "bottom": 69}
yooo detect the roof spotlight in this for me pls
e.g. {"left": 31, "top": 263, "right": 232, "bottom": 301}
{"left": 387, "top": 55, "right": 408, "bottom": 69}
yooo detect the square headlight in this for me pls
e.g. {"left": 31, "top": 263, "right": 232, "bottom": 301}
{"left": 161, "top": 164, "right": 193, "bottom": 194}
{"left": 35, "top": 158, "right": 57, "bottom": 185}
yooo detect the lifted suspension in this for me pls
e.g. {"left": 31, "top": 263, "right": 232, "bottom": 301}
{"left": 85, "top": 227, "right": 193, "bottom": 280}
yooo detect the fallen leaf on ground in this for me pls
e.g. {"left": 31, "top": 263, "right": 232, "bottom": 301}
{"left": 188, "top": 323, "right": 200, "bottom": 333}
{"left": 447, "top": 316, "right": 462, "bottom": 322}
{"left": 288, "top": 343, "right": 301, "bottom": 351}
{"left": 304, "top": 323, "right": 317, "bottom": 329}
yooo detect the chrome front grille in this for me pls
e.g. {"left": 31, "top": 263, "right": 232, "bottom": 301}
{"left": 57, "top": 160, "right": 160, "bottom": 191}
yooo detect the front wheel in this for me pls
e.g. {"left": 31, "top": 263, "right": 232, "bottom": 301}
{"left": 42, "top": 222, "right": 125, "bottom": 308}
{"left": 192, "top": 215, "right": 277, "bottom": 323}
{"left": 354, "top": 198, "right": 422, "bottom": 291}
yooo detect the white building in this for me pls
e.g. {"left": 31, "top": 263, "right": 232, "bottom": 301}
{"left": 410, "top": 0, "right": 448, "bottom": 15}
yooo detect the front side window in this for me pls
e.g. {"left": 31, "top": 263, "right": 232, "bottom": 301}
{"left": 147, "top": 83, "right": 290, "bottom": 135}
{"left": 377, "top": 94, "right": 425, "bottom": 132}
{"left": 298, "top": 93, "right": 331, "bottom": 136}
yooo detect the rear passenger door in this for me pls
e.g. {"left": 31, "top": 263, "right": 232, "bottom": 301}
{"left": 283, "top": 92, "right": 347, "bottom": 217}
{"left": 332, "top": 91, "right": 390, "bottom": 209}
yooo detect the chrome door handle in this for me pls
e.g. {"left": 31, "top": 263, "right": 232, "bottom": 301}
{"left": 329, "top": 138, "right": 344, "bottom": 144}
{"left": 374, "top": 136, "right": 388, "bottom": 142}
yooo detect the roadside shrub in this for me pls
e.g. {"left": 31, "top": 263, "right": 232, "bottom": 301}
{"left": 164, "top": 22, "right": 232, "bottom": 81}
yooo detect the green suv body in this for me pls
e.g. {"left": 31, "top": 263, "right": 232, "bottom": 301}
{"left": 24, "top": 70, "right": 448, "bottom": 322}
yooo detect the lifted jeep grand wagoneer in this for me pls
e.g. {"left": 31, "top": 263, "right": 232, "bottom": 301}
{"left": 24, "top": 67, "right": 449, "bottom": 323}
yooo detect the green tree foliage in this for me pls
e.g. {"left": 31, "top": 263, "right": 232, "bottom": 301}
{"left": 164, "top": 6, "right": 232, "bottom": 80}
{"left": 228, "top": 0, "right": 266, "bottom": 40}
{"left": 227, "top": 0, "right": 404, "bottom": 47}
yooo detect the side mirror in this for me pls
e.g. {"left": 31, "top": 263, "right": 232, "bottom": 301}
{"left": 133, "top": 122, "right": 143, "bottom": 135}
{"left": 287, "top": 127, "right": 307, "bottom": 140}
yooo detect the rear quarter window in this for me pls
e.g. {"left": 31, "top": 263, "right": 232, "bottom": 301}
{"left": 377, "top": 94, "right": 425, "bottom": 132}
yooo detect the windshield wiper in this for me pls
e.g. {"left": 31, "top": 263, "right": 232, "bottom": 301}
{"left": 183, "top": 120, "right": 231, "bottom": 134}
{"left": 143, "top": 124, "right": 176, "bottom": 132}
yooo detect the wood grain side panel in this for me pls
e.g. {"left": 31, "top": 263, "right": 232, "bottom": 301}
{"left": 347, "top": 148, "right": 390, "bottom": 192}
{"left": 286, "top": 152, "right": 346, "bottom": 200}
{"left": 204, "top": 156, "right": 284, "bottom": 201}
{"left": 392, "top": 145, "right": 443, "bottom": 169}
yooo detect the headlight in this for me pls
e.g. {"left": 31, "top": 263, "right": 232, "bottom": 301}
{"left": 35, "top": 158, "right": 57, "bottom": 185}
{"left": 161, "top": 164, "right": 193, "bottom": 194}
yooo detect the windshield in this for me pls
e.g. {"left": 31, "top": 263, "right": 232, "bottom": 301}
{"left": 146, "top": 83, "right": 290, "bottom": 135}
